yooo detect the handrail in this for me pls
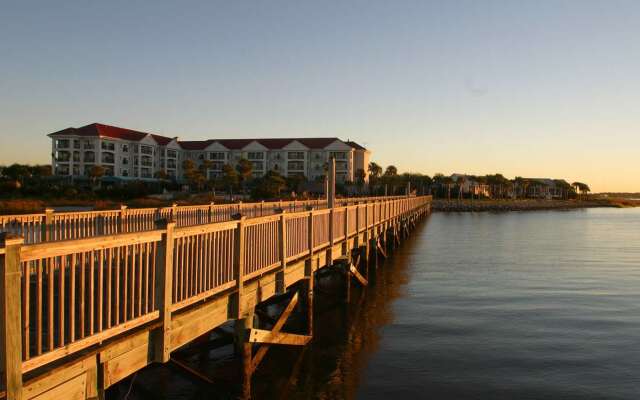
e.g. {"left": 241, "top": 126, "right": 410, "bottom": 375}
{"left": 0, "top": 195, "right": 431, "bottom": 388}
{"left": 0, "top": 195, "right": 418, "bottom": 244}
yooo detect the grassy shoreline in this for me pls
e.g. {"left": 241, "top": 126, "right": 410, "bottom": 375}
{"left": 432, "top": 198, "right": 639, "bottom": 212}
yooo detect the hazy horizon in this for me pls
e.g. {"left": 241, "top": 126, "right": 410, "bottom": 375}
{"left": 1, "top": 1, "right": 639, "bottom": 192}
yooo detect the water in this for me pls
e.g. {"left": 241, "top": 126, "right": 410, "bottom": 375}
{"left": 117, "top": 208, "right": 640, "bottom": 399}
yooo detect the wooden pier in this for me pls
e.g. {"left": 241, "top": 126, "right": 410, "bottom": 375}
{"left": 0, "top": 194, "right": 431, "bottom": 399}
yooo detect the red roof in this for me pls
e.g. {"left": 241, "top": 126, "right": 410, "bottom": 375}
{"left": 49, "top": 123, "right": 367, "bottom": 150}
{"left": 49, "top": 123, "right": 175, "bottom": 146}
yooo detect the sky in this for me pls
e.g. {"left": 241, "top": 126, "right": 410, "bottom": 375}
{"left": 1, "top": 0, "right": 639, "bottom": 192}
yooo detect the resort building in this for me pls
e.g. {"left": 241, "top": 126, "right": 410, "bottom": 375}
{"left": 48, "top": 123, "right": 370, "bottom": 183}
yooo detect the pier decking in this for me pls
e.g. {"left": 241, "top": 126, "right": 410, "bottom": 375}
{"left": 0, "top": 195, "right": 431, "bottom": 400}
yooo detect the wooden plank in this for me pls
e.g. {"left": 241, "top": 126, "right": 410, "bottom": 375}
{"left": 22, "top": 311, "right": 159, "bottom": 374}
{"left": 102, "top": 341, "right": 151, "bottom": 388}
{"left": 247, "top": 329, "right": 311, "bottom": 346}
{"left": 29, "top": 372, "right": 86, "bottom": 400}
{"left": 23, "top": 355, "right": 93, "bottom": 400}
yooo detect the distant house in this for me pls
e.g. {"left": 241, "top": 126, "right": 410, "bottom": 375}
{"left": 450, "top": 174, "right": 491, "bottom": 198}
{"left": 517, "top": 178, "right": 572, "bottom": 199}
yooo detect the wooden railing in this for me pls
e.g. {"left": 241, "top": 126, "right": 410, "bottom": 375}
{"left": 0, "top": 196, "right": 408, "bottom": 245}
{"left": 0, "top": 195, "right": 431, "bottom": 397}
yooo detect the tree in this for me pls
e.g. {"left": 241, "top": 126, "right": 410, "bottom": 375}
{"left": 236, "top": 158, "right": 253, "bottom": 191}
{"left": 251, "top": 170, "right": 287, "bottom": 199}
{"left": 572, "top": 182, "right": 591, "bottom": 200}
{"left": 2, "top": 164, "right": 31, "bottom": 183}
{"left": 88, "top": 165, "right": 105, "bottom": 189}
{"left": 183, "top": 159, "right": 206, "bottom": 191}
{"left": 221, "top": 164, "right": 239, "bottom": 194}
{"left": 368, "top": 162, "right": 382, "bottom": 182}
{"left": 384, "top": 165, "right": 398, "bottom": 176}
{"left": 355, "top": 168, "right": 366, "bottom": 188}
{"left": 155, "top": 170, "right": 169, "bottom": 180}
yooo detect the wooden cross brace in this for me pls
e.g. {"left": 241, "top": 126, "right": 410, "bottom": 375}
{"left": 348, "top": 252, "right": 368, "bottom": 287}
{"left": 376, "top": 237, "right": 388, "bottom": 259}
{"left": 246, "top": 292, "right": 311, "bottom": 373}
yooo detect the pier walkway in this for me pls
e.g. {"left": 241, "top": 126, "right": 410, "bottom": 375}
{"left": 0, "top": 195, "right": 431, "bottom": 399}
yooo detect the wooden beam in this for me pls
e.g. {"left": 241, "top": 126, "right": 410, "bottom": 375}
{"left": 249, "top": 292, "right": 299, "bottom": 372}
{"left": 247, "top": 329, "right": 311, "bottom": 346}
{"left": 377, "top": 238, "right": 388, "bottom": 258}
{"left": 349, "top": 264, "right": 368, "bottom": 287}
{"left": 155, "top": 221, "right": 175, "bottom": 363}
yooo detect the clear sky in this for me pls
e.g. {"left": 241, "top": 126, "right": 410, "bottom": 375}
{"left": 1, "top": 0, "right": 639, "bottom": 192}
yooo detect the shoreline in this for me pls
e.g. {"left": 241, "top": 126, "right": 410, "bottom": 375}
{"left": 431, "top": 199, "right": 634, "bottom": 212}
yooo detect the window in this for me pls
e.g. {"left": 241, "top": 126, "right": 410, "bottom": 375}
{"left": 56, "top": 139, "right": 70, "bottom": 148}
{"left": 140, "top": 146, "right": 153, "bottom": 155}
{"left": 134, "top": 156, "right": 139, "bottom": 166}
{"left": 141, "top": 156, "right": 152, "bottom": 167}
{"left": 211, "top": 161, "right": 224, "bottom": 170}
{"left": 84, "top": 141, "right": 95, "bottom": 149}
{"left": 287, "top": 161, "right": 304, "bottom": 170}
{"left": 101, "top": 152, "right": 115, "bottom": 164}
{"left": 73, "top": 140, "right": 81, "bottom": 149}
{"left": 336, "top": 161, "right": 348, "bottom": 170}
{"left": 104, "top": 166, "right": 114, "bottom": 176}
{"left": 141, "top": 168, "right": 152, "bottom": 178}
{"left": 248, "top": 152, "right": 264, "bottom": 160}
{"left": 288, "top": 152, "right": 304, "bottom": 160}
{"left": 314, "top": 153, "right": 322, "bottom": 160}
{"left": 167, "top": 159, "right": 177, "bottom": 169}
{"left": 208, "top": 152, "right": 225, "bottom": 160}
{"left": 122, "top": 157, "right": 129, "bottom": 165}
{"left": 167, "top": 149, "right": 177, "bottom": 158}
{"left": 84, "top": 151, "right": 95, "bottom": 162}
{"left": 251, "top": 161, "right": 264, "bottom": 170}
{"left": 55, "top": 165, "right": 70, "bottom": 175}
{"left": 72, "top": 165, "right": 80, "bottom": 175}
{"left": 121, "top": 169, "right": 129, "bottom": 177}
{"left": 122, "top": 144, "right": 129, "bottom": 152}
{"left": 198, "top": 153, "right": 204, "bottom": 160}
{"left": 73, "top": 152, "right": 80, "bottom": 162}
{"left": 330, "top": 152, "right": 347, "bottom": 160}
{"left": 55, "top": 151, "right": 70, "bottom": 162}
{"left": 101, "top": 141, "right": 115, "bottom": 151}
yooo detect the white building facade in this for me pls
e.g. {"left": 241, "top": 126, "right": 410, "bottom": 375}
{"left": 49, "top": 123, "right": 370, "bottom": 183}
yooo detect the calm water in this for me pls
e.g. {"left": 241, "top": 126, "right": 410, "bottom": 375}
{"left": 117, "top": 208, "right": 640, "bottom": 399}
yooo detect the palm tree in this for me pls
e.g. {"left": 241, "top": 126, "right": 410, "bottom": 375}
{"left": 572, "top": 182, "right": 591, "bottom": 200}
{"left": 368, "top": 162, "right": 383, "bottom": 182}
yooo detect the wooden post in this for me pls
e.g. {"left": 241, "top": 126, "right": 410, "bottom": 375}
{"left": 155, "top": 221, "right": 175, "bottom": 363}
{"left": 171, "top": 203, "right": 178, "bottom": 223}
{"left": 44, "top": 208, "right": 54, "bottom": 242}
{"left": 1, "top": 234, "right": 24, "bottom": 400}
{"left": 119, "top": 205, "right": 128, "bottom": 233}
{"left": 276, "top": 211, "right": 287, "bottom": 294}
{"left": 232, "top": 216, "right": 246, "bottom": 319}
{"left": 209, "top": 202, "right": 215, "bottom": 223}
{"left": 327, "top": 158, "right": 336, "bottom": 209}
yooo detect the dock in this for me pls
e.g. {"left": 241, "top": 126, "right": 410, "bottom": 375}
{"left": 1, "top": 189, "right": 431, "bottom": 399}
